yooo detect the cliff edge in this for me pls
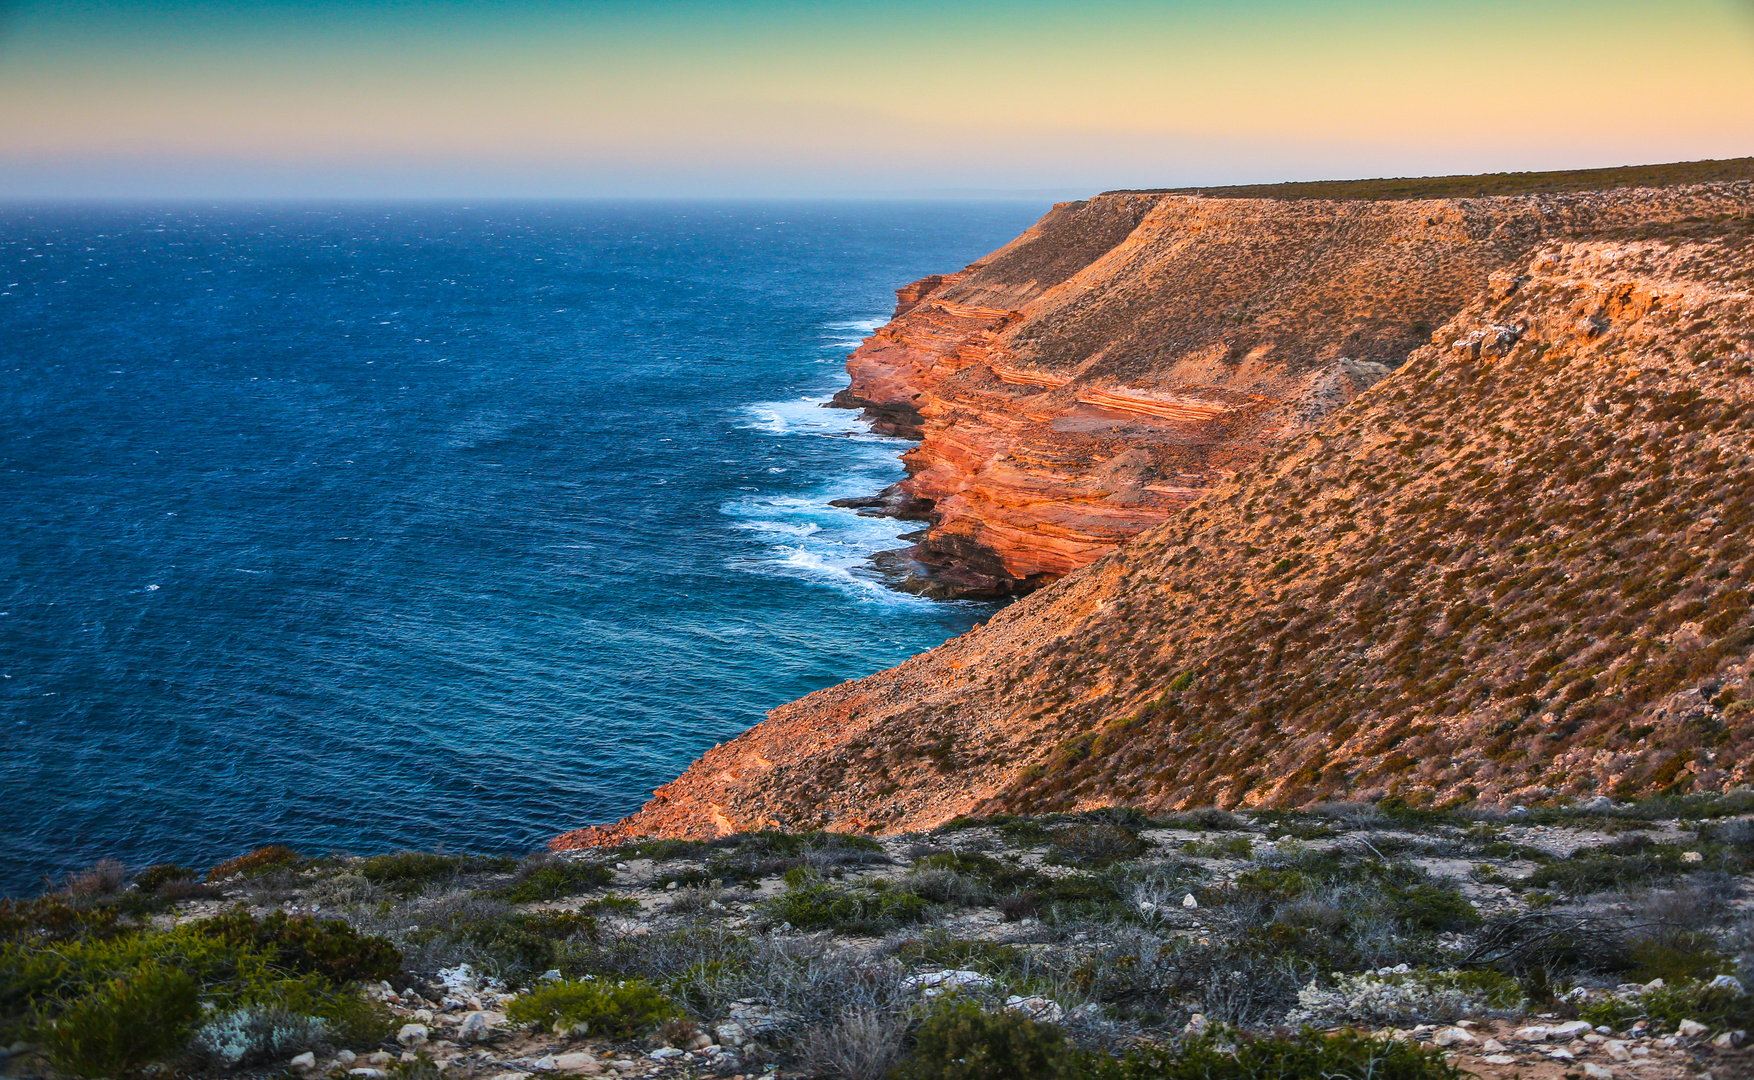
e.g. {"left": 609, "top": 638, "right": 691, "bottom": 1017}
{"left": 560, "top": 208, "right": 1754, "bottom": 847}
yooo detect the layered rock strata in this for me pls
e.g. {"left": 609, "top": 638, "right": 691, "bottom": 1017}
{"left": 559, "top": 224, "right": 1754, "bottom": 848}
{"left": 836, "top": 185, "right": 1748, "bottom": 596}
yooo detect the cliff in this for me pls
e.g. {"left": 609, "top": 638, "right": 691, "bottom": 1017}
{"left": 834, "top": 184, "right": 1749, "bottom": 596}
{"left": 559, "top": 210, "right": 1754, "bottom": 847}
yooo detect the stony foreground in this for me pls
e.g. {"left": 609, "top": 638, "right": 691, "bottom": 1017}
{"left": 6, "top": 797, "right": 1754, "bottom": 1079}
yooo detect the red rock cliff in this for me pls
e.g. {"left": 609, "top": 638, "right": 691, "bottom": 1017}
{"left": 835, "top": 187, "right": 1743, "bottom": 596}
{"left": 559, "top": 218, "right": 1754, "bottom": 848}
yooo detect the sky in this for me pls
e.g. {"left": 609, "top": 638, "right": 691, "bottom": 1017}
{"left": 1, "top": 0, "right": 1751, "bottom": 199}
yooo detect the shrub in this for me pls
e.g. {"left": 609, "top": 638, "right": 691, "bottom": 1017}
{"left": 505, "top": 977, "right": 678, "bottom": 1038}
{"left": 1522, "top": 839, "right": 1691, "bottom": 894}
{"left": 1047, "top": 825, "right": 1150, "bottom": 867}
{"left": 63, "top": 860, "right": 128, "bottom": 897}
{"left": 705, "top": 830, "right": 889, "bottom": 882}
{"left": 495, "top": 856, "right": 615, "bottom": 903}
{"left": 461, "top": 910, "right": 600, "bottom": 980}
{"left": 1625, "top": 932, "right": 1734, "bottom": 984}
{"left": 889, "top": 998, "right": 1079, "bottom": 1080}
{"left": 356, "top": 851, "right": 513, "bottom": 896}
{"left": 208, "top": 845, "right": 301, "bottom": 881}
{"left": 1285, "top": 967, "right": 1525, "bottom": 1027}
{"left": 42, "top": 961, "right": 200, "bottom": 1077}
{"left": 194, "top": 908, "right": 401, "bottom": 984}
{"left": 187, "top": 1005, "right": 330, "bottom": 1069}
{"left": 0, "top": 897, "right": 126, "bottom": 944}
{"left": 769, "top": 878, "right": 933, "bottom": 934}
{"left": 1109, "top": 1029, "right": 1465, "bottom": 1080}
{"left": 893, "top": 936, "right": 1026, "bottom": 977}
{"left": 1579, "top": 980, "right": 1754, "bottom": 1034}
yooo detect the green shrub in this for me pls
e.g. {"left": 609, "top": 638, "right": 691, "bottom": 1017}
{"left": 1625, "top": 933, "right": 1733, "bottom": 984}
{"left": 355, "top": 851, "right": 516, "bottom": 896}
{"left": 893, "top": 936, "right": 1026, "bottom": 977}
{"left": 890, "top": 998, "right": 1078, "bottom": 1080}
{"left": 1108, "top": 1029, "right": 1465, "bottom": 1080}
{"left": 1580, "top": 981, "right": 1754, "bottom": 1034}
{"left": 133, "top": 864, "right": 196, "bottom": 893}
{"left": 0, "top": 898, "right": 127, "bottom": 944}
{"left": 462, "top": 911, "right": 599, "bottom": 980}
{"left": 42, "top": 961, "right": 200, "bottom": 1077}
{"left": 768, "top": 878, "right": 932, "bottom": 934}
{"left": 496, "top": 857, "right": 615, "bottom": 903}
{"left": 208, "top": 845, "right": 301, "bottom": 881}
{"left": 1522, "top": 839, "right": 1689, "bottom": 894}
{"left": 194, "top": 908, "right": 400, "bottom": 983}
{"left": 505, "top": 977, "right": 677, "bottom": 1038}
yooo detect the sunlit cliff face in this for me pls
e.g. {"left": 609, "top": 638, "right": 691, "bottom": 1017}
{"left": 2, "top": 0, "right": 1753, "bottom": 197}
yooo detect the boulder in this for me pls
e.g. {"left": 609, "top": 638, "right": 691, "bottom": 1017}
{"left": 458, "top": 1011, "right": 493, "bottom": 1043}
{"left": 396, "top": 1024, "right": 429, "bottom": 1048}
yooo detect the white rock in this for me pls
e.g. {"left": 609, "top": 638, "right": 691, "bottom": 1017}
{"left": 665, "top": 881, "right": 678, "bottom": 891}
{"left": 1645, "top": 978, "right": 1665, "bottom": 990}
{"left": 1515, "top": 1026, "right": 1555, "bottom": 1042}
{"left": 1482, "top": 1039, "right": 1508, "bottom": 1053}
{"left": 533, "top": 1057, "right": 559, "bottom": 1072}
{"left": 289, "top": 1053, "right": 318, "bottom": 1074}
{"left": 1708, "top": 975, "right": 1745, "bottom": 994}
{"left": 1484, "top": 1055, "right": 1517, "bottom": 1066}
{"left": 1604, "top": 1042, "right": 1631, "bottom": 1061}
{"left": 1432, "top": 1028, "right": 1475, "bottom": 1047}
{"left": 396, "top": 1024, "right": 429, "bottom": 1048}
{"left": 1678, "top": 1019, "right": 1708, "bottom": 1037}
{"left": 348, "top": 1072, "right": 388, "bottom": 1080}
{"left": 1183, "top": 894, "right": 1199, "bottom": 909}
{"left": 1713, "top": 1031, "right": 1745, "bottom": 1048}
{"left": 900, "top": 969, "right": 993, "bottom": 995}
{"left": 1547, "top": 1048, "right": 1575, "bottom": 1060}
{"left": 648, "top": 1048, "right": 684, "bottom": 1061}
{"left": 1681, "top": 851, "right": 1704, "bottom": 863}
{"left": 1551, "top": 1021, "right": 1594, "bottom": 1039}
{"left": 1583, "top": 1064, "right": 1614, "bottom": 1080}
{"left": 488, "top": 1073, "right": 531, "bottom": 1080}
{"left": 458, "top": 1011, "right": 492, "bottom": 1043}
{"left": 715, "top": 1022, "right": 749, "bottom": 1047}
{"left": 1003, "top": 996, "right": 1065, "bottom": 1023}
{"left": 337, "top": 1051, "right": 359, "bottom": 1066}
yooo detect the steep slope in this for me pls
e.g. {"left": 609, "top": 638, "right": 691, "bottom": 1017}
{"left": 559, "top": 231, "right": 1754, "bottom": 847}
{"left": 839, "top": 184, "right": 1749, "bottom": 596}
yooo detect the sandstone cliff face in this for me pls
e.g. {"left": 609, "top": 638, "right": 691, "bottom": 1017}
{"left": 838, "top": 186, "right": 1748, "bottom": 596}
{"left": 558, "top": 224, "right": 1754, "bottom": 849}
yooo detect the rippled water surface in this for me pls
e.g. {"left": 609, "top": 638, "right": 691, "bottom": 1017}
{"left": 0, "top": 202, "right": 1043, "bottom": 895}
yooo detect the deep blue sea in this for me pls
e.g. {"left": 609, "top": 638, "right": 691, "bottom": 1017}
{"left": 0, "top": 201, "right": 1043, "bottom": 897}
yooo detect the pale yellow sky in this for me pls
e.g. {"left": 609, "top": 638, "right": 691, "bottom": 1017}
{"left": 2, "top": 0, "right": 1750, "bottom": 197}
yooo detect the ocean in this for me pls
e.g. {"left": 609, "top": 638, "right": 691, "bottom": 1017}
{"left": 0, "top": 201, "right": 1044, "bottom": 896}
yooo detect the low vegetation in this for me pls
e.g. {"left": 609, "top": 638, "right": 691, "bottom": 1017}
{"left": 3, "top": 798, "right": 1751, "bottom": 1078}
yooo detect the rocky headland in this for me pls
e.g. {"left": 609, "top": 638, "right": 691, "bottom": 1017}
{"left": 833, "top": 181, "right": 1750, "bottom": 599}
{"left": 562, "top": 165, "right": 1754, "bottom": 848}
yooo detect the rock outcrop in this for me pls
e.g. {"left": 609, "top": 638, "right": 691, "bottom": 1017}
{"left": 835, "top": 185, "right": 1749, "bottom": 596}
{"left": 559, "top": 216, "right": 1754, "bottom": 847}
